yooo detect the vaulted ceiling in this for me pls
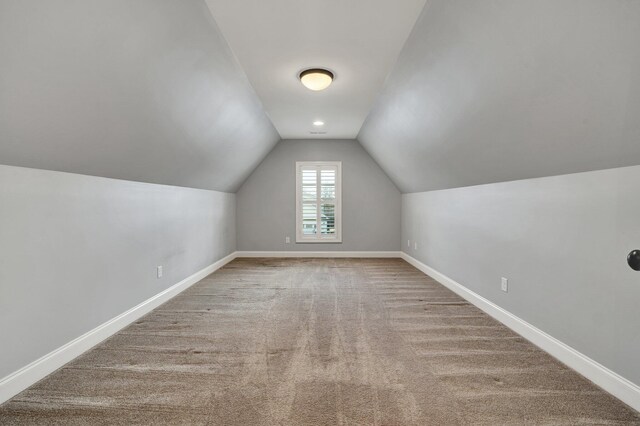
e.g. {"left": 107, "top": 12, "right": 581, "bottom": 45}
{"left": 2, "top": 0, "right": 639, "bottom": 194}
{"left": 0, "top": 0, "right": 279, "bottom": 192}
{"left": 358, "top": 0, "right": 640, "bottom": 193}
{"left": 204, "top": 0, "right": 426, "bottom": 139}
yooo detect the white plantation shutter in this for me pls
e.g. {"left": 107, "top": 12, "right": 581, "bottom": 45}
{"left": 296, "top": 161, "right": 342, "bottom": 242}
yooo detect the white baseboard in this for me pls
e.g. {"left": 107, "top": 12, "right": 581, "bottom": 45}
{"left": 0, "top": 251, "right": 238, "bottom": 405}
{"left": 400, "top": 252, "right": 640, "bottom": 412}
{"left": 236, "top": 251, "right": 402, "bottom": 258}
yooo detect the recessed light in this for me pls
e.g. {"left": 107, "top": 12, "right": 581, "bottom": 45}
{"left": 313, "top": 120, "right": 324, "bottom": 126}
{"left": 299, "top": 68, "right": 334, "bottom": 91}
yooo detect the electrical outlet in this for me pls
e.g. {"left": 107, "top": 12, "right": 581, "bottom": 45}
{"left": 285, "top": 236, "right": 291, "bottom": 244}
{"left": 501, "top": 277, "right": 508, "bottom": 292}
{"left": 414, "top": 242, "right": 418, "bottom": 250}
{"left": 157, "top": 266, "right": 163, "bottom": 279}
{"left": 407, "top": 239, "right": 411, "bottom": 248}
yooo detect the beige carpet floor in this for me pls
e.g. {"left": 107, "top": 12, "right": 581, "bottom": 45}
{"left": 1, "top": 258, "right": 638, "bottom": 425}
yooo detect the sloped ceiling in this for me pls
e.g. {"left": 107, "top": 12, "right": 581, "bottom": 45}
{"left": 204, "top": 0, "right": 426, "bottom": 139}
{"left": 0, "top": 0, "right": 279, "bottom": 192}
{"left": 359, "top": 0, "right": 640, "bottom": 193}
{"left": 3, "top": 1, "right": 639, "bottom": 194}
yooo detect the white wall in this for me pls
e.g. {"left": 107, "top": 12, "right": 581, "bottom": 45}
{"left": 0, "top": 165, "right": 236, "bottom": 379}
{"left": 402, "top": 165, "right": 640, "bottom": 386}
{"left": 237, "top": 139, "right": 400, "bottom": 252}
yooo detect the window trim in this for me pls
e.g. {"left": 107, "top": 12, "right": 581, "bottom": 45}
{"left": 295, "top": 161, "right": 342, "bottom": 243}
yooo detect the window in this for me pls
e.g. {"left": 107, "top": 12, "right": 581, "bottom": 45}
{"left": 296, "top": 161, "right": 342, "bottom": 243}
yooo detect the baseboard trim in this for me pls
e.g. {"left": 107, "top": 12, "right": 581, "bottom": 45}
{"left": 236, "top": 251, "right": 402, "bottom": 258}
{"left": 0, "top": 251, "right": 238, "bottom": 405}
{"left": 400, "top": 252, "right": 640, "bottom": 412}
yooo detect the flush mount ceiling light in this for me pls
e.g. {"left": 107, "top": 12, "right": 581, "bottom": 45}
{"left": 299, "top": 68, "right": 334, "bottom": 91}
{"left": 313, "top": 120, "right": 325, "bottom": 126}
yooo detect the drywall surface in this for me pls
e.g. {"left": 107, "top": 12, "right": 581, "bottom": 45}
{"left": 402, "top": 165, "right": 640, "bottom": 385}
{"left": 0, "top": 165, "right": 236, "bottom": 379}
{"left": 204, "top": 0, "right": 427, "bottom": 139}
{"left": 0, "top": 0, "right": 279, "bottom": 192}
{"left": 359, "top": 0, "right": 640, "bottom": 192}
{"left": 237, "top": 139, "right": 400, "bottom": 251}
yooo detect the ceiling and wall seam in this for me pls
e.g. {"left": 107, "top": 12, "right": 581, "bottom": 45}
{"left": 201, "top": 1, "right": 281, "bottom": 140}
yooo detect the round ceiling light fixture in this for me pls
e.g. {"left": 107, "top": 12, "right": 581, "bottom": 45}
{"left": 313, "top": 120, "right": 325, "bottom": 126}
{"left": 299, "top": 68, "right": 334, "bottom": 91}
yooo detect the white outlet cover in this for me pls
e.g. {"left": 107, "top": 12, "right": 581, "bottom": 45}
{"left": 157, "top": 266, "right": 163, "bottom": 279}
{"left": 407, "top": 239, "right": 410, "bottom": 247}
{"left": 285, "top": 236, "right": 291, "bottom": 244}
{"left": 414, "top": 242, "right": 418, "bottom": 250}
{"left": 501, "top": 277, "right": 508, "bottom": 292}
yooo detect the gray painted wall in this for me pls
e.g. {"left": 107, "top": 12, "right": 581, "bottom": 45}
{"left": 402, "top": 165, "right": 640, "bottom": 386}
{"left": 0, "top": 0, "right": 279, "bottom": 192}
{"left": 360, "top": 0, "right": 640, "bottom": 193}
{"left": 0, "top": 165, "right": 236, "bottom": 379}
{"left": 237, "top": 139, "right": 400, "bottom": 251}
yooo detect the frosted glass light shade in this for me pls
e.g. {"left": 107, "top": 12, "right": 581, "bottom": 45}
{"left": 300, "top": 69, "right": 334, "bottom": 91}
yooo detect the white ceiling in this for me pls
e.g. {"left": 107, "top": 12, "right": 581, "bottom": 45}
{"left": 204, "top": 0, "right": 427, "bottom": 139}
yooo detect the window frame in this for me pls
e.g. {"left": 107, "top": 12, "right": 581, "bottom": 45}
{"left": 295, "top": 161, "right": 342, "bottom": 243}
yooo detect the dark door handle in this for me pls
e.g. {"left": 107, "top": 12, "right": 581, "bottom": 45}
{"left": 628, "top": 250, "right": 640, "bottom": 271}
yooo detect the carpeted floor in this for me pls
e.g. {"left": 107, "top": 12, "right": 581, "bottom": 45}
{"left": 1, "top": 258, "right": 638, "bottom": 425}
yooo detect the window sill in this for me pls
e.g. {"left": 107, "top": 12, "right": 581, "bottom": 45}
{"left": 295, "top": 239, "right": 343, "bottom": 244}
